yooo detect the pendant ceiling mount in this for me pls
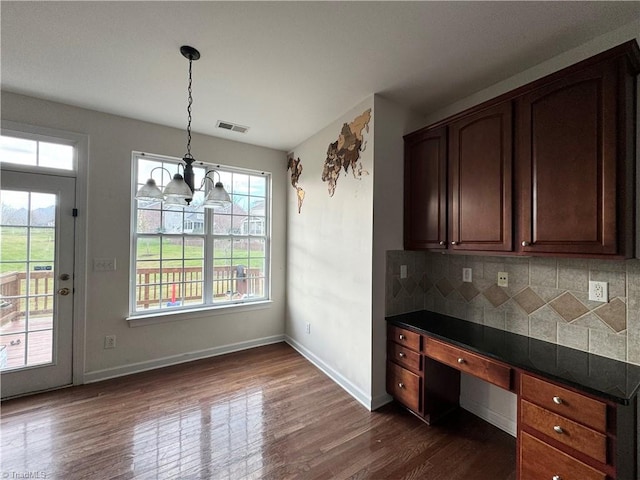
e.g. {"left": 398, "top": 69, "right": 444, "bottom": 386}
{"left": 180, "top": 45, "right": 200, "bottom": 61}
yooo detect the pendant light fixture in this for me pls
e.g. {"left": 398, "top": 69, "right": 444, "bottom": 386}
{"left": 136, "top": 46, "right": 231, "bottom": 209}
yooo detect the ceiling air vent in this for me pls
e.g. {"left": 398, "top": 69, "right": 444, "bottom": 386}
{"left": 216, "top": 120, "right": 249, "bottom": 134}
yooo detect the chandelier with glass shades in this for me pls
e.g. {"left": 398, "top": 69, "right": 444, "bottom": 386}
{"left": 136, "top": 46, "right": 231, "bottom": 209}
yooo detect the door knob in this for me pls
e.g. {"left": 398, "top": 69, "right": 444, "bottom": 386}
{"left": 58, "top": 287, "right": 71, "bottom": 296}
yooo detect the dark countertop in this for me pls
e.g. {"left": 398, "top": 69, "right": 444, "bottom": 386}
{"left": 387, "top": 310, "right": 640, "bottom": 405}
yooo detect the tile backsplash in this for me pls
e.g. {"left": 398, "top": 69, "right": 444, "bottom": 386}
{"left": 386, "top": 251, "right": 640, "bottom": 366}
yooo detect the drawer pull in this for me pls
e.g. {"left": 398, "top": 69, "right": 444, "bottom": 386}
{"left": 439, "top": 241, "right": 446, "bottom": 246}
{"left": 399, "top": 334, "right": 406, "bottom": 340}
{"left": 552, "top": 396, "right": 563, "bottom": 405}
{"left": 398, "top": 382, "right": 405, "bottom": 389}
{"left": 553, "top": 425, "right": 564, "bottom": 434}
{"left": 522, "top": 240, "right": 531, "bottom": 247}
{"left": 451, "top": 241, "right": 458, "bottom": 245}
{"left": 457, "top": 358, "right": 465, "bottom": 364}
{"left": 398, "top": 352, "right": 406, "bottom": 358}
{"left": 552, "top": 476, "right": 561, "bottom": 480}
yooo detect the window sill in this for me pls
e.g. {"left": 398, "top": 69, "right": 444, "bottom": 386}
{"left": 126, "top": 300, "right": 273, "bottom": 327}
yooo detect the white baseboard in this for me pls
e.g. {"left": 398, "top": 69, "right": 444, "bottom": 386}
{"left": 83, "top": 334, "right": 285, "bottom": 384}
{"left": 460, "top": 397, "right": 517, "bottom": 437}
{"left": 285, "top": 335, "right": 373, "bottom": 411}
{"left": 371, "top": 393, "right": 393, "bottom": 410}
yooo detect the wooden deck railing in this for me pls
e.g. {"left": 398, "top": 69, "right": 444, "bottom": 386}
{"left": 0, "top": 267, "right": 264, "bottom": 321}
{"left": 1, "top": 271, "right": 54, "bottom": 324}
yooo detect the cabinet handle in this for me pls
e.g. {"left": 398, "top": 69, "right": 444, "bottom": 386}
{"left": 552, "top": 396, "right": 563, "bottom": 405}
{"left": 552, "top": 476, "right": 562, "bottom": 480}
{"left": 399, "top": 334, "right": 406, "bottom": 340}
{"left": 553, "top": 425, "right": 564, "bottom": 434}
{"left": 451, "top": 241, "right": 458, "bottom": 245}
{"left": 398, "top": 382, "right": 405, "bottom": 389}
{"left": 398, "top": 352, "right": 406, "bottom": 358}
{"left": 439, "top": 241, "right": 446, "bottom": 246}
{"left": 457, "top": 358, "right": 465, "bottom": 364}
{"left": 521, "top": 241, "right": 531, "bottom": 247}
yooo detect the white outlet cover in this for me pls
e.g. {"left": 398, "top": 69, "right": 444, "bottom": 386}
{"left": 589, "top": 281, "right": 608, "bottom": 302}
{"left": 497, "top": 271, "right": 508, "bottom": 287}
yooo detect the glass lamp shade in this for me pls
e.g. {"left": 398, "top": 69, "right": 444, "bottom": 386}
{"left": 164, "top": 173, "right": 193, "bottom": 199}
{"left": 136, "top": 178, "right": 164, "bottom": 201}
{"left": 203, "top": 182, "right": 232, "bottom": 209}
{"left": 163, "top": 195, "right": 187, "bottom": 208}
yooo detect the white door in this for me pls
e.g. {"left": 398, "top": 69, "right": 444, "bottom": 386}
{"left": 0, "top": 170, "right": 75, "bottom": 398}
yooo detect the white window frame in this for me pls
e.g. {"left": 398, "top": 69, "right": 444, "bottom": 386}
{"left": 128, "top": 151, "right": 271, "bottom": 320}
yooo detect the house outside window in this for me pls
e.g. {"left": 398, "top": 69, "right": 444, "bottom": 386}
{"left": 130, "top": 152, "right": 270, "bottom": 315}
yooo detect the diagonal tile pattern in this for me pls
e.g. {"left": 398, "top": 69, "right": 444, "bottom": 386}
{"left": 436, "top": 278, "right": 455, "bottom": 297}
{"left": 483, "top": 284, "right": 509, "bottom": 307}
{"left": 513, "top": 287, "right": 545, "bottom": 314}
{"left": 594, "top": 298, "right": 627, "bottom": 333}
{"left": 549, "top": 292, "right": 589, "bottom": 322}
{"left": 458, "top": 282, "right": 480, "bottom": 302}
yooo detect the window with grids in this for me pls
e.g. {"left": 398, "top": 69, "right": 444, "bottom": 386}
{"left": 130, "top": 152, "right": 270, "bottom": 315}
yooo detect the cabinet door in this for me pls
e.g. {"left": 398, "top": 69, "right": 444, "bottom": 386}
{"left": 404, "top": 127, "right": 447, "bottom": 250}
{"left": 449, "top": 102, "right": 513, "bottom": 251}
{"left": 517, "top": 60, "right": 619, "bottom": 255}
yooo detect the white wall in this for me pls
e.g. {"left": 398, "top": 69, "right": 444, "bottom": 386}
{"left": 285, "top": 97, "right": 375, "bottom": 407}
{"left": 371, "top": 95, "right": 425, "bottom": 407}
{"left": 1, "top": 92, "right": 287, "bottom": 380}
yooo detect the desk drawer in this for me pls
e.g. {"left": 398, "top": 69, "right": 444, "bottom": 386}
{"left": 521, "top": 374, "right": 607, "bottom": 433}
{"left": 519, "top": 431, "right": 606, "bottom": 480}
{"left": 388, "top": 325, "right": 421, "bottom": 352}
{"left": 388, "top": 341, "right": 422, "bottom": 372}
{"left": 521, "top": 400, "right": 607, "bottom": 464}
{"left": 424, "top": 337, "right": 511, "bottom": 390}
{"left": 386, "top": 360, "right": 421, "bottom": 413}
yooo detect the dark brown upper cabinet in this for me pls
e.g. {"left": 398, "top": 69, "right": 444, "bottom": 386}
{"left": 518, "top": 56, "right": 635, "bottom": 257}
{"left": 404, "top": 40, "right": 639, "bottom": 258}
{"left": 404, "top": 127, "right": 447, "bottom": 250}
{"left": 449, "top": 102, "right": 513, "bottom": 252}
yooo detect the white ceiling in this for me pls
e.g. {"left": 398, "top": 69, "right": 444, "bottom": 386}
{"left": 2, "top": 1, "right": 639, "bottom": 152}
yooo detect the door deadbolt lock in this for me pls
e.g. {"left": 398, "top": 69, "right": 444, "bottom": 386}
{"left": 59, "top": 273, "right": 70, "bottom": 281}
{"left": 58, "top": 287, "right": 71, "bottom": 296}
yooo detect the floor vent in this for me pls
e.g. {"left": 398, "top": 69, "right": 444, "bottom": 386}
{"left": 216, "top": 120, "right": 249, "bottom": 134}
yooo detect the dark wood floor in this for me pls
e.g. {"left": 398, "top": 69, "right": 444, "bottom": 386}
{"left": 1, "top": 343, "right": 516, "bottom": 479}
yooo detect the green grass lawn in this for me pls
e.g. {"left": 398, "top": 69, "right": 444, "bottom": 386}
{"left": 1, "top": 231, "right": 265, "bottom": 273}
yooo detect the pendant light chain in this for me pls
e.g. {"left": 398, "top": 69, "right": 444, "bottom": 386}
{"left": 185, "top": 56, "right": 194, "bottom": 160}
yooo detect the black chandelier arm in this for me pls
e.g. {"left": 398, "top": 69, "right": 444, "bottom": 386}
{"left": 149, "top": 166, "right": 174, "bottom": 182}
{"left": 198, "top": 170, "right": 222, "bottom": 191}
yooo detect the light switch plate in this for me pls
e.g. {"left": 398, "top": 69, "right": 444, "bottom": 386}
{"left": 94, "top": 258, "right": 116, "bottom": 271}
{"left": 400, "top": 265, "right": 408, "bottom": 279}
{"left": 462, "top": 268, "right": 472, "bottom": 283}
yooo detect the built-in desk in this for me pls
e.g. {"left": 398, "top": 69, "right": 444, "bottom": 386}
{"left": 387, "top": 310, "right": 640, "bottom": 480}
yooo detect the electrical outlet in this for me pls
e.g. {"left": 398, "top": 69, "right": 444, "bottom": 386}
{"left": 589, "top": 281, "right": 608, "bottom": 302}
{"left": 400, "top": 265, "right": 408, "bottom": 279}
{"left": 104, "top": 335, "right": 116, "bottom": 349}
{"left": 497, "top": 272, "right": 508, "bottom": 287}
{"left": 305, "top": 323, "right": 311, "bottom": 334}
{"left": 462, "top": 268, "right": 472, "bottom": 283}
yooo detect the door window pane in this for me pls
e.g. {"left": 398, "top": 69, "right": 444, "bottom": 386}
{"left": 1, "top": 188, "right": 56, "bottom": 371}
